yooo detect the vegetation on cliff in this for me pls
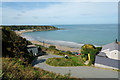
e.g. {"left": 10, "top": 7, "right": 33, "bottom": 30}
{"left": 1, "top": 25, "right": 59, "bottom": 31}
{"left": 37, "top": 45, "right": 74, "bottom": 56}
{"left": 2, "top": 28, "right": 74, "bottom": 79}
{"left": 2, "top": 28, "right": 33, "bottom": 64}
{"left": 2, "top": 57, "right": 71, "bottom": 79}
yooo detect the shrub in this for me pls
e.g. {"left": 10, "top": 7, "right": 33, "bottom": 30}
{"left": 49, "top": 45, "right": 56, "bottom": 49}
{"left": 81, "top": 44, "right": 97, "bottom": 65}
{"left": 66, "top": 51, "right": 72, "bottom": 55}
{"left": 96, "top": 47, "right": 102, "bottom": 52}
{"left": 2, "top": 29, "right": 34, "bottom": 64}
{"left": 88, "top": 49, "right": 98, "bottom": 65}
{"left": 81, "top": 44, "right": 96, "bottom": 57}
{"left": 81, "top": 54, "right": 87, "bottom": 62}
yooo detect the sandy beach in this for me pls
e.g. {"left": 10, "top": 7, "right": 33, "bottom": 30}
{"left": 15, "top": 30, "right": 34, "bottom": 36}
{"left": 31, "top": 40, "right": 80, "bottom": 52}
{"left": 15, "top": 30, "right": 81, "bottom": 52}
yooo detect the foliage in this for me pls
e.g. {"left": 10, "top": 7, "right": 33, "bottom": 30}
{"left": 88, "top": 49, "right": 98, "bottom": 65}
{"left": 81, "top": 54, "right": 87, "bottom": 62}
{"left": 96, "top": 47, "right": 102, "bottom": 51}
{"left": 66, "top": 51, "right": 73, "bottom": 55}
{"left": 96, "top": 47, "right": 102, "bottom": 53}
{"left": 81, "top": 44, "right": 101, "bottom": 65}
{"left": 37, "top": 45, "right": 74, "bottom": 56}
{"left": 2, "top": 58, "right": 73, "bottom": 79}
{"left": 2, "top": 28, "right": 34, "bottom": 64}
{"left": 1, "top": 27, "right": 81, "bottom": 79}
{"left": 81, "top": 44, "right": 96, "bottom": 52}
{"left": 2, "top": 25, "right": 59, "bottom": 31}
{"left": 46, "top": 56, "right": 85, "bottom": 66}
{"left": 49, "top": 45, "right": 56, "bottom": 49}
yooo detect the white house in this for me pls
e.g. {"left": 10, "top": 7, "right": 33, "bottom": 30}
{"left": 100, "top": 42, "right": 120, "bottom": 60}
{"left": 27, "top": 45, "right": 42, "bottom": 56}
{"left": 95, "top": 42, "right": 120, "bottom": 70}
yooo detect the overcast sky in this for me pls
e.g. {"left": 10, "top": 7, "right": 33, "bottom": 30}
{"left": 2, "top": 2, "right": 118, "bottom": 25}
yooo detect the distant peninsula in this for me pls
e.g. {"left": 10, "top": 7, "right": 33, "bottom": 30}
{"left": 1, "top": 25, "right": 62, "bottom": 31}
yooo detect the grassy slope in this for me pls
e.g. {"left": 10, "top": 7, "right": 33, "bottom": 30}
{"left": 37, "top": 45, "right": 74, "bottom": 56}
{"left": 46, "top": 56, "right": 85, "bottom": 66}
{"left": 2, "top": 57, "right": 71, "bottom": 79}
{"left": 37, "top": 45, "right": 85, "bottom": 66}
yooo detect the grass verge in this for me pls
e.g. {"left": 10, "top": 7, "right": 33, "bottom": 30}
{"left": 46, "top": 56, "right": 85, "bottom": 66}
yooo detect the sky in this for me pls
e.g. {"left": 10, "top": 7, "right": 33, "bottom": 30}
{"left": 1, "top": 2, "right": 118, "bottom": 25}
{"left": 2, "top": 0, "right": 120, "bottom": 2}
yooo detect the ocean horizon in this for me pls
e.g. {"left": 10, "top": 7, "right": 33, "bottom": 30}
{"left": 22, "top": 24, "right": 118, "bottom": 48}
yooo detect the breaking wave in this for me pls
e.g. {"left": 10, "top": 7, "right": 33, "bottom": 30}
{"left": 22, "top": 34, "right": 84, "bottom": 48}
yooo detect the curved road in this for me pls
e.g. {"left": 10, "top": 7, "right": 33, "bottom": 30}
{"left": 32, "top": 54, "right": 119, "bottom": 78}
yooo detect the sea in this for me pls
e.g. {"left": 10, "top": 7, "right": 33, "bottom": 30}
{"left": 22, "top": 24, "right": 118, "bottom": 48}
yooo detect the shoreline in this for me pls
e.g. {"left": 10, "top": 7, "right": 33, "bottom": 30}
{"left": 15, "top": 30, "right": 34, "bottom": 36}
{"left": 31, "top": 40, "right": 80, "bottom": 52}
{"left": 15, "top": 30, "right": 81, "bottom": 52}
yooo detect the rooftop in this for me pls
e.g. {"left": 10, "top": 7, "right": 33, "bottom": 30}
{"left": 102, "top": 42, "right": 120, "bottom": 51}
{"left": 95, "top": 55, "right": 120, "bottom": 69}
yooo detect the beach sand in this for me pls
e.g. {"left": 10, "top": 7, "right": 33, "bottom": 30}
{"left": 31, "top": 40, "right": 80, "bottom": 52}
{"left": 15, "top": 30, "right": 81, "bottom": 52}
{"left": 15, "top": 30, "right": 34, "bottom": 36}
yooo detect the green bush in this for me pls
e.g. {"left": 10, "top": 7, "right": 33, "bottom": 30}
{"left": 81, "top": 44, "right": 97, "bottom": 65}
{"left": 96, "top": 47, "right": 102, "bottom": 52}
{"left": 88, "top": 49, "right": 98, "bottom": 65}
{"left": 81, "top": 54, "right": 87, "bottom": 62}
{"left": 66, "top": 51, "right": 72, "bottom": 55}
{"left": 2, "top": 29, "right": 34, "bottom": 64}
{"left": 49, "top": 45, "right": 56, "bottom": 49}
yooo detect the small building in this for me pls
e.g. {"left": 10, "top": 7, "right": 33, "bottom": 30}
{"left": 100, "top": 42, "right": 120, "bottom": 60}
{"left": 27, "top": 45, "right": 42, "bottom": 56}
{"left": 95, "top": 42, "right": 120, "bottom": 70}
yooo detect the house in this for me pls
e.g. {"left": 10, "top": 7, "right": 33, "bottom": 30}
{"left": 27, "top": 45, "right": 42, "bottom": 56}
{"left": 95, "top": 42, "right": 120, "bottom": 70}
{"left": 99, "top": 42, "right": 120, "bottom": 60}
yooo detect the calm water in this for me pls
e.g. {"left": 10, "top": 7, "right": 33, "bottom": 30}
{"left": 23, "top": 24, "right": 118, "bottom": 47}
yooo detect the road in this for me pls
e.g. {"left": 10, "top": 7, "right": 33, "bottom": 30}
{"left": 32, "top": 54, "right": 119, "bottom": 78}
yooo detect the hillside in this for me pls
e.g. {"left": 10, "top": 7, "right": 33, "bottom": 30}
{"left": 2, "top": 28, "right": 33, "bottom": 64}
{"left": 1, "top": 25, "right": 59, "bottom": 31}
{"left": 2, "top": 28, "right": 73, "bottom": 79}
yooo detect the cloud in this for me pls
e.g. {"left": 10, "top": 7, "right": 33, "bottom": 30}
{"left": 80, "top": 14, "right": 92, "bottom": 15}
{"left": 13, "top": 17, "right": 20, "bottom": 19}
{"left": 2, "top": 0, "right": 119, "bottom": 2}
{"left": 17, "top": 14, "right": 22, "bottom": 16}
{"left": 2, "top": 2, "right": 118, "bottom": 25}
{"left": 21, "top": 11, "right": 26, "bottom": 13}
{"left": 32, "top": 16, "right": 39, "bottom": 19}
